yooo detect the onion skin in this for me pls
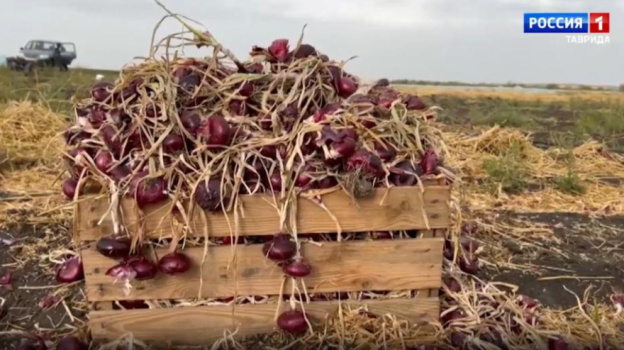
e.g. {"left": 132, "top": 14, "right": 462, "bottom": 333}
{"left": 277, "top": 310, "right": 308, "bottom": 334}
{"left": 158, "top": 252, "right": 191, "bottom": 275}
{"left": 100, "top": 124, "right": 123, "bottom": 155}
{"left": 56, "top": 257, "right": 84, "bottom": 283}
{"left": 443, "top": 277, "right": 462, "bottom": 294}
{"left": 283, "top": 260, "right": 311, "bottom": 277}
{"left": 420, "top": 149, "right": 438, "bottom": 175}
{"left": 269, "top": 39, "right": 290, "bottom": 62}
{"left": 195, "top": 179, "right": 228, "bottom": 211}
{"left": 461, "top": 221, "right": 478, "bottom": 235}
{"left": 239, "top": 81, "right": 254, "bottom": 97}
{"left": 62, "top": 178, "right": 78, "bottom": 199}
{"left": 517, "top": 295, "right": 539, "bottom": 310}
{"left": 269, "top": 171, "right": 283, "bottom": 192}
{"left": 96, "top": 235, "right": 132, "bottom": 259}
{"left": 374, "top": 142, "right": 396, "bottom": 162}
{"left": 389, "top": 161, "right": 420, "bottom": 187}
{"left": 57, "top": 335, "right": 88, "bottom": 350}
{"left": 262, "top": 235, "right": 296, "bottom": 261}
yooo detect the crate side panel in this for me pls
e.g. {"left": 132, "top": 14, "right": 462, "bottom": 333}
{"left": 83, "top": 238, "right": 444, "bottom": 301}
{"left": 89, "top": 297, "right": 439, "bottom": 345}
{"left": 76, "top": 186, "right": 451, "bottom": 241}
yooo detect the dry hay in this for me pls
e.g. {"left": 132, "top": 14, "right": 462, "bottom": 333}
{"left": 444, "top": 125, "right": 624, "bottom": 215}
{"left": 0, "top": 101, "right": 69, "bottom": 227}
{"left": 0, "top": 101, "right": 66, "bottom": 170}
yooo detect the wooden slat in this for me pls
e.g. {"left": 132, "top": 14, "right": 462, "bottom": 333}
{"left": 89, "top": 297, "right": 439, "bottom": 345}
{"left": 76, "top": 186, "right": 451, "bottom": 241}
{"left": 83, "top": 238, "right": 444, "bottom": 302}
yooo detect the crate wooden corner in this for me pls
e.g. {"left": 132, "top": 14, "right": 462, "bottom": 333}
{"left": 75, "top": 180, "right": 451, "bottom": 346}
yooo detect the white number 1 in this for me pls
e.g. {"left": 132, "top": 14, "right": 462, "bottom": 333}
{"left": 596, "top": 16, "right": 603, "bottom": 31}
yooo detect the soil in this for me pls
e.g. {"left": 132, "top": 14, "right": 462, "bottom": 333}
{"left": 0, "top": 223, "right": 83, "bottom": 348}
{"left": 478, "top": 212, "right": 624, "bottom": 309}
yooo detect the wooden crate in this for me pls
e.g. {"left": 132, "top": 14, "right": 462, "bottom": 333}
{"left": 75, "top": 181, "right": 450, "bottom": 346}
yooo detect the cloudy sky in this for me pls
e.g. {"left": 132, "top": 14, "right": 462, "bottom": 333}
{"left": 1, "top": 0, "right": 622, "bottom": 86}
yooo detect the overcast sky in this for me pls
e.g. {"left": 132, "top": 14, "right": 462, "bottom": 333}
{"left": 1, "top": 0, "right": 622, "bottom": 86}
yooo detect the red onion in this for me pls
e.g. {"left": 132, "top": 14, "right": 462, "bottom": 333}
{"left": 441, "top": 308, "right": 465, "bottom": 327}
{"left": 91, "top": 81, "right": 113, "bottom": 102}
{"left": 130, "top": 173, "right": 167, "bottom": 208}
{"left": 229, "top": 100, "right": 247, "bottom": 116}
{"left": 346, "top": 149, "right": 384, "bottom": 179}
{"left": 461, "top": 221, "right": 478, "bottom": 235}
{"left": 258, "top": 114, "right": 273, "bottom": 131}
{"left": 94, "top": 151, "right": 114, "bottom": 174}
{"left": 195, "top": 178, "right": 229, "bottom": 211}
{"left": 109, "top": 165, "right": 131, "bottom": 184}
{"left": 459, "top": 236, "right": 479, "bottom": 253}
{"left": 312, "top": 103, "right": 341, "bottom": 123}
{"left": 0, "top": 271, "right": 12, "bottom": 289}
{"left": 118, "top": 300, "right": 149, "bottom": 309}
{"left": 262, "top": 235, "right": 296, "bottom": 261}
{"left": 219, "top": 236, "right": 241, "bottom": 245}
{"left": 62, "top": 178, "right": 78, "bottom": 199}
{"left": 316, "top": 176, "right": 337, "bottom": 189}
{"left": 109, "top": 108, "right": 131, "bottom": 125}
{"left": 328, "top": 137, "right": 357, "bottom": 160}
{"left": 56, "top": 257, "right": 84, "bottom": 283}
{"left": 57, "top": 335, "right": 88, "bottom": 350}
{"left": 269, "top": 39, "right": 289, "bottom": 62}
{"left": 277, "top": 310, "right": 308, "bottom": 334}
{"left": 404, "top": 95, "right": 427, "bottom": 110}
{"left": 63, "top": 129, "right": 91, "bottom": 145}
{"left": 374, "top": 142, "right": 396, "bottom": 162}
{"left": 96, "top": 235, "right": 132, "bottom": 259}
{"left": 458, "top": 255, "right": 479, "bottom": 275}
{"left": 180, "top": 110, "right": 202, "bottom": 135}
{"left": 197, "top": 114, "right": 231, "bottom": 147}
{"left": 179, "top": 73, "right": 201, "bottom": 93}
{"left": 269, "top": 170, "right": 283, "bottom": 192}
{"left": 239, "top": 81, "right": 254, "bottom": 97}
{"left": 610, "top": 293, "right": 624, "bottom": 313}
{"left": 420, "top": 149, "right": 438, "bottom": 175}
{"left": 293, "top": 44, "right": 317, "bottom": 58}
{"left": 295, "top": 170, "right": 313, "bottom": 188}
{"left": 245, "top": 63, "right": 263, "bottom": 74}
{"left": 86, "top": 107, "right": 107, "bottom": 129}
{"left": 337, "top": 77, "right": 357, "bottom": 98}
{"left": 548, "top": 336, "right": 569, "bottom": 350}
{"left": 443, "top": 239, "right": 454, "bottom": 260}
{"left": 15, "top": 340, "right": 46, "bottom": 350}
{"left": 100, "top": 124, "right": 123, "bottom": 155}
{"left": 163, "top": 133, "right": 185, "bottom": 153}
{"left": 374, "top": 231, "right": 392, "bottom": 239}
{"left": 517, "top": 295, "right": 539, "bottom": 310}
{"left": 444, "top": 277, "right": 462, "bottom": 293}
{"left": 389, "top": 160, "right": 419, "bottom": 187}
{"left": 126, "top": 256, "right": 157, "bottom": 280}
{"left": 158, "top": 252, "right": 191, "bottom": 275}
{"left": 283, "top": 259, "right": 311, "bottom": 277}
{"left": 338, "top": 128, "right": 359, "bottom": 142}
{"left": 450, "top": 332, "right": 467, "bottom": 347}
{"left": 38, "top": 294, "right": 61, "bottom": 310}
{"left": 106, "top": 263, "right": 137, "bottom": 280}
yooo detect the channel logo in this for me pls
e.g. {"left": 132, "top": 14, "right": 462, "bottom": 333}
{"left": 524, "top": 12, "right": 610, "bottom": 33}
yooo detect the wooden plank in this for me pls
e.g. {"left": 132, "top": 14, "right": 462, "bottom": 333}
{"left": 76, "top": 186, "right": 451, "bottom": 241}
{"left": 89, "top": 297, "right": 440, "bottom": 345}
{"left": 83, "top": 238, "right": 444, "bottom": 302}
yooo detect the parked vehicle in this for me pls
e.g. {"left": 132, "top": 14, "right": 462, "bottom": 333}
{"left": 7, "top": 40, "right": 77, "bottom": 72}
